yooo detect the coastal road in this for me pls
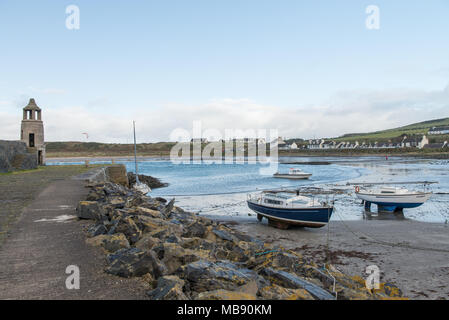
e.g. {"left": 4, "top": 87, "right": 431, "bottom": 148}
{"left": 0, "top": 170, "right": 148, "bottom": 299}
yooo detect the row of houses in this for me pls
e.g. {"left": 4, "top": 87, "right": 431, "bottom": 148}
{"left": 428, "top": 126, "right": 449, "bottom": 135}
{"left": 306, "top": 135, "right": 448, "bottom": 150}
{"left": 190, "top": 134, "right": 448, "bottom": 150}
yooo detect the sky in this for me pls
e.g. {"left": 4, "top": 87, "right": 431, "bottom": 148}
{"left": 1, "top": 0, "right": 448, "bottom": 143}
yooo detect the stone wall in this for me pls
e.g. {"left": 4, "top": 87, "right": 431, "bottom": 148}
{"left": 0, "top": 140, "right": 38, "bottom": 173}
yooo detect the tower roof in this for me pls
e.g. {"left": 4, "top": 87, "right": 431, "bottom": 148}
{"left": 23, "top": 98, "right": 41, "bottom": 111}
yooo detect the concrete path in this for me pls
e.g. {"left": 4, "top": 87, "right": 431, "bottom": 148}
{"left": 0, "top": 174, "right": 148, "bottom": 299}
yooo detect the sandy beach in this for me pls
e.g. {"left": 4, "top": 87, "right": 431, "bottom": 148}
{"left": 221, "top": 217, "right": 449, "bottom": 299}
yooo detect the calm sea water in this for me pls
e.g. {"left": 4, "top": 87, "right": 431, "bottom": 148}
{"left": 48, "top": 157, "right": 449, "bottom": 223}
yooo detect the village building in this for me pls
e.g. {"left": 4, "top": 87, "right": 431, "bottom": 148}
{"left": 428, "top": 126, "right": 449, "bottom": 135}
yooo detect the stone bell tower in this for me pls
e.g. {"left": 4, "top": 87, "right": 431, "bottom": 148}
{"left": 21, "top": 98, "right": 45, "bottom": 165}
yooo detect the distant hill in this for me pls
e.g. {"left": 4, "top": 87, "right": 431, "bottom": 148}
{"left": 45, "top": 141, "right": 176, "bottom": 157}
{"left": 334, "top": 117, "right": 449, "bottom": 142}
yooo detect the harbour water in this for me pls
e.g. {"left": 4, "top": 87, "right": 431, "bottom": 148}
{"left": 48, "top": 156, "right": 449, "bottom": 223}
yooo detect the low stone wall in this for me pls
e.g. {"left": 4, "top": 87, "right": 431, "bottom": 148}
{"left": 0, "top": 140, "right": 38, "bottom": 173}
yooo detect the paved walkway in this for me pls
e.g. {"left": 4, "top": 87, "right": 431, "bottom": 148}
{"left": 0, "top": 173, "right": 147, "bottom": 299}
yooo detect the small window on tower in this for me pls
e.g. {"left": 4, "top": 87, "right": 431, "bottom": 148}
{"left": 29, "top": 133, "right": 35, "bottom": 147}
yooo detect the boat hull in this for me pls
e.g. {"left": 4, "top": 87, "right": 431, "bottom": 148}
{"left": 355, "top": 192, "right": 431, "bottom": 209}
{"left": 247, "top": 201, "right": 333, "bottom": 228}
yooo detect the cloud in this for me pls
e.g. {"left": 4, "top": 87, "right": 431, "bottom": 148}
{"left": 1, "top": 85, "right": 448, "bottom": 143}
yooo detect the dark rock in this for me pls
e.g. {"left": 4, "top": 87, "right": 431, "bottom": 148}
{"left": 161, "top": 198, "right": 175, "bottom": 218}
{"left": 182, "top": 221, "right": 207, "bottom": 238}
{"left": 135, "top": 234, "right": 160, "bottom": 251}
{"left": 382, "top": 283, "right": 403, "bottom": 298}
{"left": 147, "top": 275, "right": 188, "bottom": 300}
{"left": 86, "top": 233, "right": 130, "bottom": 253}
{"left": 76, "top": 201, "right": 105, "bottom": 220}
{"left": 182, "top": 260, "right": 267, "bottom": 293}
{"left": 113, "top": 216, "right": 142, "bottom": 244}
{"left": 105, "top": 248, "right": 167, "bottom": 278}
{"left": 272, "top": 252, "right": 301, "bottom": 271}
{"left": 87, "top": 223, "right": 108, "bottom": 237}
{"left": 155, "top": 197, "right": 167, "bottom": 204}
{"left": 86, "top": 190, "right": 103, "bottom": 201}
{"left": 153, "top": 243, "right": 200, "bottom": 274}
{"left": 107, "top": 196, "right": 126, "bottom": 209}
{"left": 180, "top": 238, "right": 216, "bottom": 251}
{"left": 127, "top": 172, "right": 168, "bottom": 189}
{"left": 260, "top": 268, "right": 336, "bottom": 300}
{"left": 212, "top": 229, "right": 234, "bottom": 242}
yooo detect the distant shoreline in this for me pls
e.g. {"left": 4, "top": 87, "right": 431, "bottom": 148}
{"left": 46, "top": 151, "right": 449, "bottom": 162}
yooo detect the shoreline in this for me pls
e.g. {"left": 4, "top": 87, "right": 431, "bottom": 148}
{"left": 221, "top": 218, "right": 449, "bottom": 300}
{"left": 45, "top": 151, "right": 449, "bottom": 161}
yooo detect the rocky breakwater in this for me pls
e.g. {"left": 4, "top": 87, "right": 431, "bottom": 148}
{"left": 76, "top": 178, "right": 405, "bottom": 300}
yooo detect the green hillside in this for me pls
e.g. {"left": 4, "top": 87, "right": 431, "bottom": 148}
{"left": 334, "top": 117, "right": 449, "bottom": 142}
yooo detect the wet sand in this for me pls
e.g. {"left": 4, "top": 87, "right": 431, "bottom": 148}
{"left": 221, "top": 217, "right": 449, "bottom": 299}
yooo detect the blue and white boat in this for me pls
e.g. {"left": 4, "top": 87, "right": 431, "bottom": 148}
{"left": 247, "top": 191, "right": 334, "bottom": 229}
{"left": 355, "top": 186, "right": 432, "bottom": 212}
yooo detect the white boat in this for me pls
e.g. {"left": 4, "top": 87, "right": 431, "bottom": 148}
{"left": 134, "top": 182, "right": 151, "bottom": 194}
{"left": 247, "top": 191, "right": 333, "bottom": 229}
{"left": 273, "top": 168, "right": 312, "bottom": 180}
{"left": 355, "top": 186, "right": 431, "bottom": 212}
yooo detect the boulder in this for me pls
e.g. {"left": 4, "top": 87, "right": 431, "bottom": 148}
{"left": 136, "top": 207, "right": 163, "bottom": 219}
{"left": 180, "top": 238, "right": 216, "bottom": 251}
{"left": 133, "top": 215, "right": 167, "bottom": 233}
{"left": 135, "top": 234, "right": 160, "bottom": 251}
{"left": 212, "top": 229, "right": 234, "bottom": 242}
{"left": 260, "top": 268, "right": 335, "bottom": 300}
{"left": 86, "top": 233, "right": 130, "bottom": 253}
{"left": 161, "top": 198, "right": 175, "bottom": 218}
{"left": 87, "top": 223, "right": 108, "bottom": 237}
{"left": 182, "top": 221, "right": 207, "bottom": 238}
{"left": 147, "top": 276, "right": 188, "bottom": 300}
{"left": 182, "top": 260, "right": 267, "bottom": 293}
{"left": 105, "top": 248, "right": 167, "bottom": 278}
{"left": 108, "top": 196, "right": 127, "bottom": 209}
{"left": 127, "top": 172, "right": 168, "bottom": 190}
{"left": 113, "top": 216, "right": 142, "bottom": 244}
{"left": 76, "top": 201, "right": 105, "bottom": 220}
{"left": 153, "top": 243, "right": 201, "bottom": 274}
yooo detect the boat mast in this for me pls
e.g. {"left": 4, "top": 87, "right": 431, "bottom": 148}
{"left": 133, "top": 121, "right": 140, "bottom": 184}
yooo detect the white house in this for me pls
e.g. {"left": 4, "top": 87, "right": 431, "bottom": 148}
{"left": 429, "top": 126, "right": 449, "bottom": 135}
